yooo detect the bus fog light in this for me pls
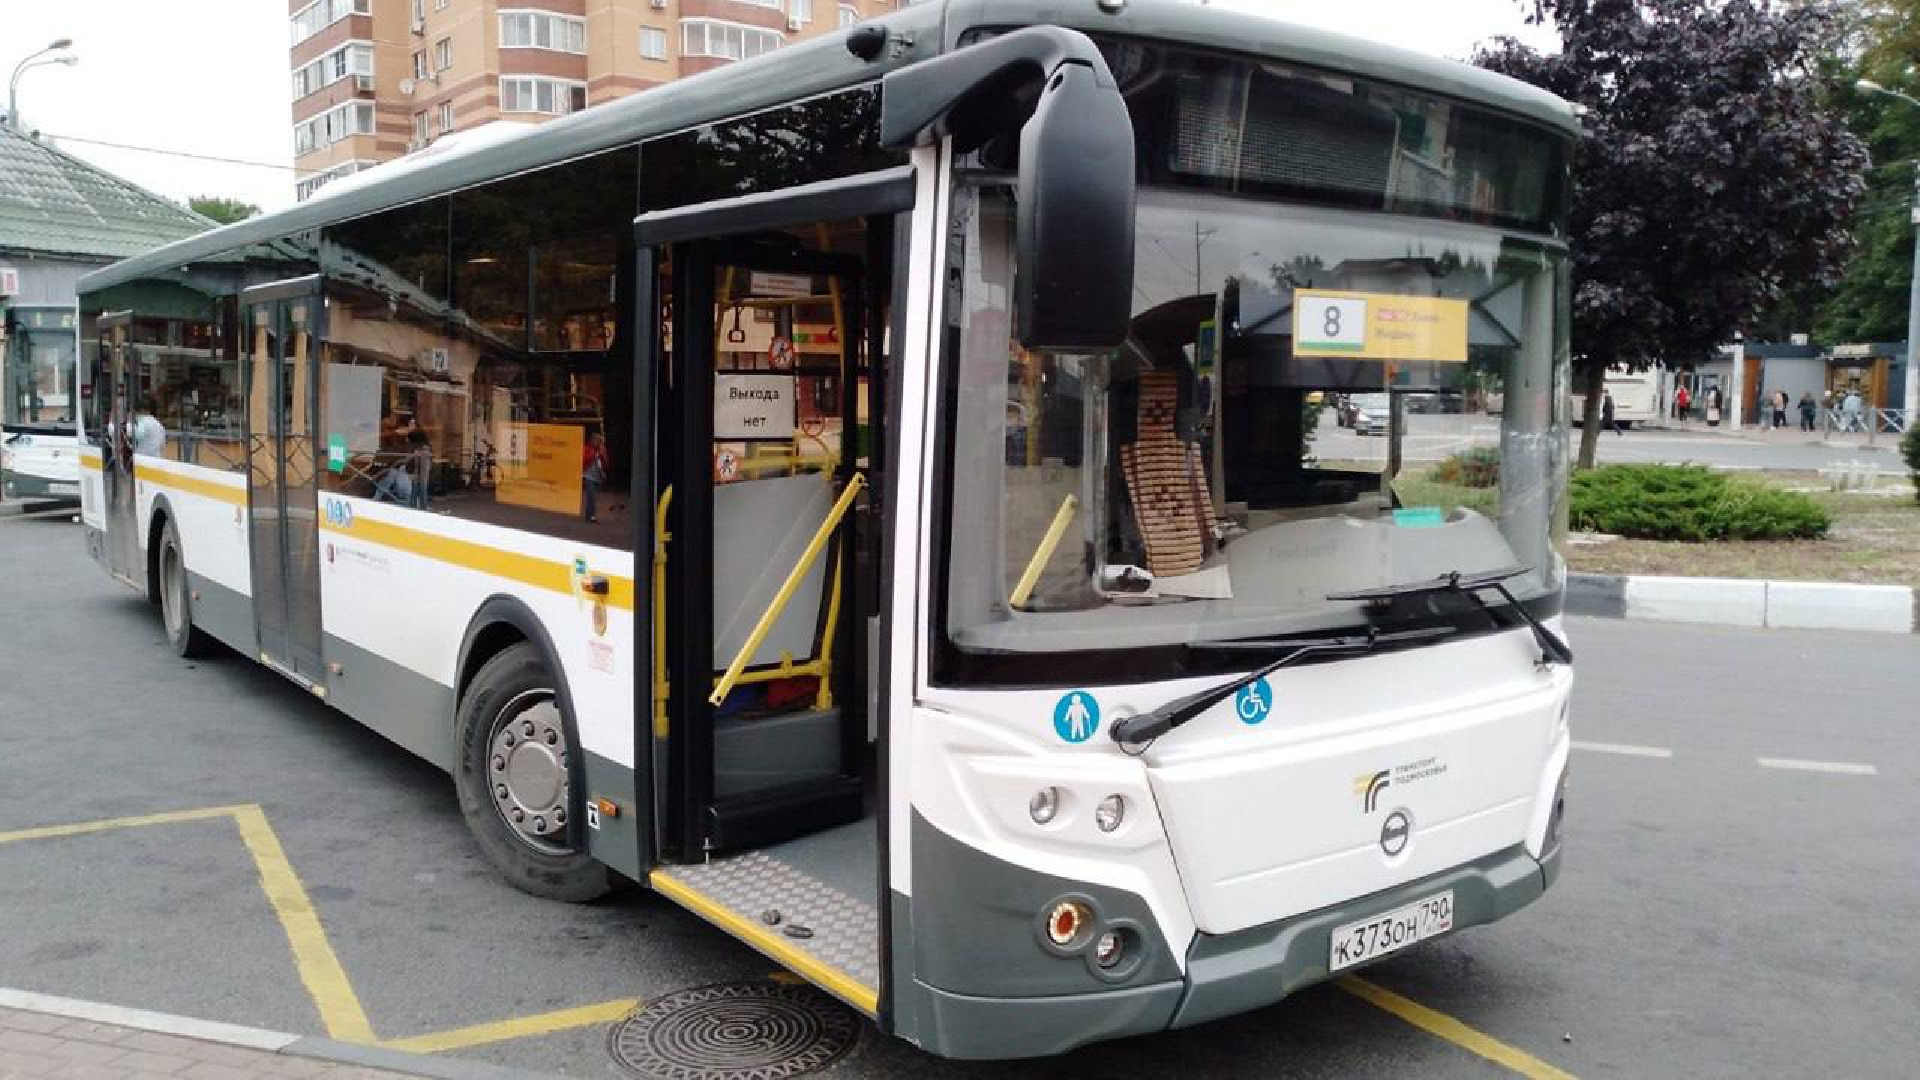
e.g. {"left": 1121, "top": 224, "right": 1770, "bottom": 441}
{"left": 1028, "top": 787, "right": 1060, "bottom": 825}
{"left": 1095, "top": 929, "right": 1127, "bottom": 969}
{"left": 1095, "top": 794, "right": 1125, "bottom": 833}
{"left": 1046, "top": 901, "right": 1089, "bottom": 946}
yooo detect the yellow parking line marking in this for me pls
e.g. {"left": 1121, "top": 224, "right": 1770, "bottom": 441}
{"left": 228, "top": 805, "right": 377, "bottom": 1044}
{"left": 381, "top": 997, "right": 641, "bottom": 1054}
{"left": 1339, "top": 976, "right": 1577, "bottom": 1080}
{"left": 0, "top": 805, "right": 246, "bottom": 846}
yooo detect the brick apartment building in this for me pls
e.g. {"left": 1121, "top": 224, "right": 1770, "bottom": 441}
{"left": 288, "top": 0, "right": 904, "bottom": 201}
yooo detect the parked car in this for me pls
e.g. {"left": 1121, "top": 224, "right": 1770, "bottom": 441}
{"left": 1349, "top": 392, "right": 1394, "bottom": 436}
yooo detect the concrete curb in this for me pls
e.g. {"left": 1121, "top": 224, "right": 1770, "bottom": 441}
{"left": 0, "top": 987, "right": 565, "bottom": 1080}
{"left": 1567, "top": 572, "right": 1918, "bottom": 634}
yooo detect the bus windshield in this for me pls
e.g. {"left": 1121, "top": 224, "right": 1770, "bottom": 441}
{"left": 942, "top": 182, "right": 1569, "bottom": 671}
{"left": 4, "top": 318, "right": 78, "bottom": 432}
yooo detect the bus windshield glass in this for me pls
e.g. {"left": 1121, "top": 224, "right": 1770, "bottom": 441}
{"left": 943, "top": 72, "right": 1571, "bottom": 672}
{"left": 4, "top": 318, "right": 78, "bottom": 432}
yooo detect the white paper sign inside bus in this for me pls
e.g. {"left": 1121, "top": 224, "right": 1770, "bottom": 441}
{"left": 715, "top": 372, "right": 796, "bottom": 439}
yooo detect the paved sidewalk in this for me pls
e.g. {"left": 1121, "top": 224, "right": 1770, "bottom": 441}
{"left": 0, "top": 1005, "right": 423, "bottom": 1079}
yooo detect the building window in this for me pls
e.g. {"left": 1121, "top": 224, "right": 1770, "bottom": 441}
{"left": 410, "top": 0, "right": 425, "bottom": 22}
{"left": 500, "top": 76, "right": 587, "bottom": 116}
{"left": 791, "top": 0, "right": 813, "bottom": 23}
{"left": 413, "top": 111, "right": 430, "bottom": 143}
{"left": 435, "top": 0, "right": 449, "bottom": 8}
{"left": 639, "top": 26, "right": 667, "bottom": 60}
{"left": 500, "top": 10, "right": 587, "bottom": 53}
{"left": 291, "top": 41, "right": 373, "bottom": 100}
{"left": 438, "top": 100, "right": 455, "bottom": 132}
{"left": 290, "top": 0, "right": 370, "bottom": 47}
{"left": 681, "top": 19, "right": 782, "bottom": 62}
{"left": 838, "top": 4, "right": 857, "bottom": 27}
{"left": 732, "top": 0, "right": 782, "bottom": 9}
{"left": 294, "top": 101, "right": 375, "bottom": 157}
{"left": 434, "top": 37, "right": 452, "bottom": 71}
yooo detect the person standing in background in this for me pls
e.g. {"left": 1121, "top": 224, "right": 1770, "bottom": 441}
{"left": 1675, "top": 383, "right": 1691, "bottom": 422}
{"left": 582, "top": 429, "right": 610, "bottom": 523}
{"left": 1771, "top": 389, "right": 1789, "bottom": 430}
{"left": 1798, "top": 391, "right": 1817, "bottom": 432}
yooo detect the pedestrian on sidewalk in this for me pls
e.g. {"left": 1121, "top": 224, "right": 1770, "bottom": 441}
{"left": 1842, "top": 390, "right": 1864, "bottom": 432}
{"left": 1771, "top": 389, "right": 1789, "bottom": 430}
{"left": 1706, "top": 385, "right": 1723, "bottom": 427}
{"left": 1675, "top": 384, "right": 1691, "bottom": 422}
{"left": 1799, "top": 391, "right": 1817, "bottom": 432}
{"left": 1602, "top": 391, "right": 1624, "bottom": 435}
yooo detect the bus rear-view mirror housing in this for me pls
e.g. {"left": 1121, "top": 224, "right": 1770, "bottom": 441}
{"left": 880, "top": 25, "right": 1137, "bottom": 351}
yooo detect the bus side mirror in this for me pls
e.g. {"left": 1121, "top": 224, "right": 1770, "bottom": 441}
{"left": 880, "top": 26, "right": 1137, "bottom": 352}
{"left": 1014, "top": 60, "right": 1135, "bottom": 351}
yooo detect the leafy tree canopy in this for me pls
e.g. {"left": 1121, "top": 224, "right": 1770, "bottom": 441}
{"left": 188, "top": 196, "right": 260, "bottom": 226}
{"left": 1477, "top": 0, "right": 1867, "bottom": 465}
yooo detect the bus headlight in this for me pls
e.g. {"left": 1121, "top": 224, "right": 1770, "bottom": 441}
{"left": 1095, "top": 794, "right": 1125, "bottom": 833}
{"left": 1028, "top": 787, "right": 1060, "bottom": 825}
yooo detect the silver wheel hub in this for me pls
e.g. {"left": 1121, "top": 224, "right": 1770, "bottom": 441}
{"left": 489, "top": 692, "right": 570, "bottom": 849}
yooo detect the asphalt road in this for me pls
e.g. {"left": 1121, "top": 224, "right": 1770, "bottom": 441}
{"left": 1, "top": 511, "right": 1915, "bottom": 1078}
{"left": 1314, "top": 412, "right": 1906, "bottom": 473}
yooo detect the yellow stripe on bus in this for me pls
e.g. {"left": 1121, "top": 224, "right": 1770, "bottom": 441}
{"left": 78, "top": 452, "right": 103, "bottom": 472}
{"left": 133, "top": 463, "right": 247, "bottom": 506}
{"left": 648, "top": 869, "right": 879, "bottom": 1016}
{"left": 322, "top": 513, "right": 636, "bottom": 612}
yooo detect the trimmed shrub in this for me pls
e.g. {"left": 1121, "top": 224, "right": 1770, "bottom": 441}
{"left": 1431, "top": 446, "right": 1501, "bottom": 488}
{"left": 1903, "top": 423, "right": 1920, "bottom": 506}
{"left": 1571, "top": 464, "right": 1830, "bottom": 541}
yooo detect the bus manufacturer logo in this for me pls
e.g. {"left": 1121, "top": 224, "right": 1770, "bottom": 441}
{"left": 1380, "top": 808, "right": 1412, "bottom": 857}
{"left": 1355, "top": 770, "right": 1391, "bottom": 813}
{"left": 323, "top": 498, "right": 353, "bottom": 529}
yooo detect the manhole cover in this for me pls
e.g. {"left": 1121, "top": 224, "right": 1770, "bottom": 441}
{"left": 608, "top": 982, "right": 860, "bottom": 1080}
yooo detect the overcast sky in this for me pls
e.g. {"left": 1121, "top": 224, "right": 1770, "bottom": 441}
{"left": 1, "top": 1, "right": 1556, "bottom": 216}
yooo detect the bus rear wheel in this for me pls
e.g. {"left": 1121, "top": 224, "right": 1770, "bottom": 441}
{"left": 454, "top": 642, "right": 610, "bottom": 902}
{"left": 159, "top": 518, "right": 213, "bottom": 659}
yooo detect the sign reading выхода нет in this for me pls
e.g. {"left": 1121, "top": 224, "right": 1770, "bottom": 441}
{"left": 1293, "top": 290, "right": 1469, "bottom": 363}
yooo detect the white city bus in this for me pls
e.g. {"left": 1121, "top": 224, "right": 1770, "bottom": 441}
{"left": 76, "top": 0, "right": 1575, "bottom": 1058}
{"left": 2, "top": 303, "right": 82, "bottom": 502}
{"left": 1573, "top": 364, "right": 1661, "bottom": 428}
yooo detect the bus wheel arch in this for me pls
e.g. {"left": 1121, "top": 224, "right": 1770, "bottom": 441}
{"left": 144, "top": 498, "right": 174, "bottom": 605}
{"left": 452, "top": 599, "right": 609, "bottom": 902}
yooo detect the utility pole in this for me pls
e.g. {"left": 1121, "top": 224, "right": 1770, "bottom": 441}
{"left": 7, "top": 39, "right": 75, "bottom": 132}
{"left": 1855, "top": 81, "right": 1920, "bottom": 431}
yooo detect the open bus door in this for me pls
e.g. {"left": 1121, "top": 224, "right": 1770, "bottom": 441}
{"left": 634, "top": 170, "right": 911, "bottom": 1020}
{"left": 241, "top": 277, "right": 326, "bottom": 687}
{"left": 97, "top": 312, "right": 140, "bottom": 587}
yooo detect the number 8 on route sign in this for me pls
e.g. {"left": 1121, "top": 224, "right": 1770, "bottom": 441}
{"left": 1296, "top": 294, "right": 1368, "bottom": 353}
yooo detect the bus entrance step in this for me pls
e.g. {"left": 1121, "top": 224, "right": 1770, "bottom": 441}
{"left": 653, "top": 848, "right": 879, "bottom": 1015}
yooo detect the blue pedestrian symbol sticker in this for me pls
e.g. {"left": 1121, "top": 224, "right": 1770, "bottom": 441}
{"left": 1235, "top": 678, "right": 1272, "bottom": 726}
{"left": 1053, "top": 691, "right": 1101, "bottom": 743}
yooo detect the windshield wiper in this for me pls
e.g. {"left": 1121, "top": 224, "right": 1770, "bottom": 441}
{"left": 1108, "top": 626, "right": 1456, "bottom": 746}
{"left": 1326, "top": 565, "right": 1573, "bottom": 668}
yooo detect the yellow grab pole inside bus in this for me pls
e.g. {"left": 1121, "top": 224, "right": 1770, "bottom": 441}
{"left": 710, "top": 473, "right": 865, "bottom": 706}
{"left": 1009, "top": 493, "right": 1077, "bottom": 610}
{"left": 652, "top": 486, "right": 673, "bottom": 738}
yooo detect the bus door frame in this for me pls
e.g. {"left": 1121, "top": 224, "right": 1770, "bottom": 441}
{"left": 240, "top": 275, "right": 327, "bottom": 687}
{"left": 634, "top": 167, "right": 913, "bottom": 866}
{"left": 97, "top": 311, "right": 140, "bottom": 586}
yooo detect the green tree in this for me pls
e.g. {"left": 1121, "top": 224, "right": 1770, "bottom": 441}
{"left": 188, "top": 196, "right": 260, "bottom": 226}
{"left": 1478, "top": 0, "right": 1869, "bottom": 469}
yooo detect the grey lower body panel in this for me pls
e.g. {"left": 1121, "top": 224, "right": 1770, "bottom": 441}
{"left": 320, "top": 633, "right": 457, "bottom": 772}
{"left": 890, "top": 818, "right": 1555, "bottom": 1059}
{"left": 581, "top": 749, "right": 644, "bottom": 882}
{"left": 187, "top": 571, "right": 255, "bottom": 657}
{"left": 1172, "top": 843, "right": 1551, "bottom": 1030}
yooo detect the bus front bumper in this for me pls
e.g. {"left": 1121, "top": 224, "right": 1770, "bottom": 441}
{"left": 907, "top": 841, "right": 1556, "bottom": 1058}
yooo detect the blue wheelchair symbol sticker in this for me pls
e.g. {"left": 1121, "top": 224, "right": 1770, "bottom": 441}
{"left": 1235, "top": 678, "right": 1273, "bottom": 726}
{"left": 1053, "top": 691, "right": 1101, "bottom": 743}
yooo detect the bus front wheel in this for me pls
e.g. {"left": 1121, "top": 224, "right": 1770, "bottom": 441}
{"left": 454, "top": 642, "right": 610, "bottom": 902}
{"left": 158, "top": 518, "right": 213, "bottom": 658}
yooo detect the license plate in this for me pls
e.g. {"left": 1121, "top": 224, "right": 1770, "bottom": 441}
{"left": 1329, "top": 890, "right": 1453, "bottom": 972}
{"left": 50, "top": 483, "right": 79, "bottom": 495}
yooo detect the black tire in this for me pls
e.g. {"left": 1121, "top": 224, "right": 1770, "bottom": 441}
{"left": 158, "top": 518, "right": 214, "bottom": 658}
{"left": 454, "top": 641, "right": 610, "bottom": 902}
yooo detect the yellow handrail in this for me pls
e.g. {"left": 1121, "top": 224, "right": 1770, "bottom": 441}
{"left": 652, "top": 486, "right": 674, "bottom": 739}
{"left": 709, "top": 472, "right": 866, "bottom": 706}
{"left": 1009, "top": 493, "right": 1078, "bottom": 610}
